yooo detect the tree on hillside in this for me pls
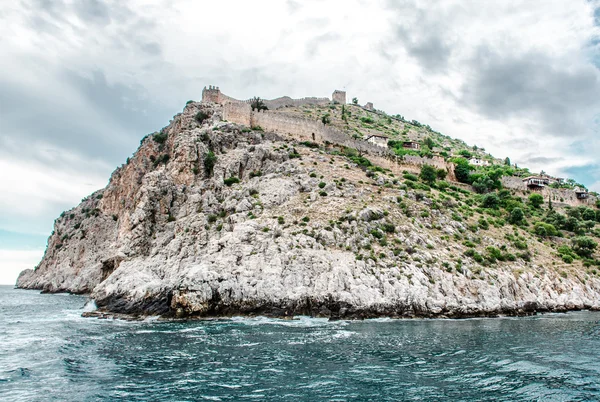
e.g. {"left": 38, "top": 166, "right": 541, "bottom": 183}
{"left": 572, "top": 236, "right": 597, "bottom": 258}
{"left": 481, "top": 193, "right": 500, "bottom": 209}
{"left": 472, "top": 175, "right": 495, "bottom": 193}
{"left": 250, "top": 97, "right": 268, "bottom": 111}
{"left": 352, "top": 97, "right": 358, "bottom": 105}
{"left": 504, "top": 157, "right": 511, "bottom": 166}
{"left": 459, "top": 149, "right": 473, "bottom": 159}
{"left": 454, "top": 159, "right": 472, "bottom": 184}
{"left": 419, "top": 165, "right": 437, "bottom": 185}
{"left": 509, "top": 207, "right": 524, "bottom": 225}
{"left": 528, "top": 193, "right": 544, "bottom": 209}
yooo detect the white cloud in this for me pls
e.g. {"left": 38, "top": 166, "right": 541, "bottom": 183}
{"left": 0, "top": 0, "right": 599, "bottom": 250}
{"left": 0, "top": 249, "right": 44, "bottom": 285}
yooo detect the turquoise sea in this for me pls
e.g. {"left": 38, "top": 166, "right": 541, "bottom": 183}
{"left": 1, "top": 285, "right": 599, "bottom": 401}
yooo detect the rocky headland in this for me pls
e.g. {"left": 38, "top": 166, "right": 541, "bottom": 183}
{"left": 17, "top": 94, "right": 600, "bottom": 319}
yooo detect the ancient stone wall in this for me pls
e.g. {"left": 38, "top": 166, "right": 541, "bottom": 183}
{"left": 223, "top": 102, "right": 252, "bottom": 126}
{"left": 332, "top": 90, "right": 346, "bottom": 104}
{"left": 209, "top": 88, "right": 330, "bottom": 110}
{"left": 223, "top": 102, "right": 457, "bottom": 180}
{"left": 202, "top": 86, "right": 222, "bottom": 103}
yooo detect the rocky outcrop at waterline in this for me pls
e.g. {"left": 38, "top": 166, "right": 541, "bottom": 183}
{"left": 17, "top": 100, "right": 600, "bottom": 319}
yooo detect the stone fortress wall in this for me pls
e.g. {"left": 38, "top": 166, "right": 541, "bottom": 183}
{"left": 222, "top": 101, "right": 457, "bottom": 180}
{"left": 206, "top": 86, "right": 596, "bottom": 208}
{"left": 202, "top": 85, "right": 329, "bottom": 110}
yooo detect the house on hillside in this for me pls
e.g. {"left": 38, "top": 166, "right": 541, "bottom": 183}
{"left": 575, "top": 187, "right": 589, "bottom": 199}
{"left": 364, "top": 102, "right": 374, "bottom": 111}
{"left": 402, "top": 141, "right": 420, "bottom": 150}
{"left": 523, "top": 176, "right": 550, "bottom": 188}
{"left": 538, "top": 173, "right": 564, "bottom": 185}
{"left": 469, "top": 157, "right": 490, "bottom": 167}
{"left": 365, "top": 134, "right": 389, "bottom": 148}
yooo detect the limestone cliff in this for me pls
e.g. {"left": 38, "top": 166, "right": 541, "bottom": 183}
{"left": 17, "top": 101, "right": 600, "bottom": 318}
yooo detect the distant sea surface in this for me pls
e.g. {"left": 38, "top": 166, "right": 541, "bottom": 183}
{"left": 1, "top": 285, "right": 600, "bottom": 401}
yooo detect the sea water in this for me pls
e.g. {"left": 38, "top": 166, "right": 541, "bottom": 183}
{"left": 1, "top": 285, "right": 599, "bottom": 401}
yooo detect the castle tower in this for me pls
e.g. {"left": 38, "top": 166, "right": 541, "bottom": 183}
{"left": 332, "top": 89, "right": 346, "bottom": 104}
{"left": 202, "top": 85, "right": 222, "bottom": 104}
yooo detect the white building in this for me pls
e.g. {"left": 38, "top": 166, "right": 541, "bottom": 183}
{"left": 469, "top": 158, "right": 490, "bottom": 166}
{"left": 365, "top": 134, "right": 388, "bottom": 148}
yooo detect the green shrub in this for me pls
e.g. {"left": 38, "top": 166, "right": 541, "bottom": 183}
{"left": 370, "top": 229, "right": 384, "bottom": 239}
{"left": 381, "top": 223, "right": 395, "bottom": 233}
{"left": 318, "top": 182, "right": 326, "bottom": 189}
{"left": 572, "top": 236, "right": 598, "bottom": 258}
{"left": 508, "top": 207, "right": 524, "bottom": 225}
{"left": 300, "top": 141, "right": 319, "bottom": 148}
{"left": 224, "top": 176, "right": 240, "bottom": 186}
{"left": 203, "top": 151, "right": 217, "bottom": 176}
{"left": 403, "top": 173, "right": 418, "bottom": 181}
{"left": 152, "top": 154, "right": 170, "bottom": 167}
{"left": 207, "top": 214, "right": 217, "bottom": 223}
{"left": 153, "top": 131, "right": 168, "bottom": 144}
{"left": 319, "top": 191, "right": 328, "bottom": 196}
{"left": 310, "top": 172, "right": 317, "bottom": 178}
{"left": 562, "top": 254, "right": 574, "bottom": 264}
{"left": 481, "top": 193, "right": 500, "bottom": 209}
{"left": 472, "top": 175, "right": 495, "bottom": 194}
{"left": 195, "top": 111, "right": 210, "bottom": 124}
{"left": 534, "top": 222, "right": 558, "bottom": 237}
{"left": 486, "top": 246, "right": 504, "bottom": 262}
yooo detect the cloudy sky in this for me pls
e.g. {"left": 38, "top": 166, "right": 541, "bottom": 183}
{"left": 1, "top": 0, "right": 599, "bottom": 284}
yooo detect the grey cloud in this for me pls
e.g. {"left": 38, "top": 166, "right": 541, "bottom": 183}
{"left": 395, "top": 27, "right": 452, "bottom": 72}
{"left": 305, "top": 32, "right": 340, "bottom": 57}
{"left": 0, "top": 68, "right": 171, "bottom": 167}
{"left": 460, "top": 47, "right": 600, "bottom": 137}
{"left": 287, "top": 0, "right": 301, "bottom": 13}
{"left": 521, "top": 155, "right": 564, "bottom": 165}
{"left": 385, "top": 1, "right": 456, "bottom": 73}
{"left": 73, "top": 0, "right": 111, "bottom": 26}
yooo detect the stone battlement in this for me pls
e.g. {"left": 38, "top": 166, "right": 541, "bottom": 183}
{"left": 202, "top": 86, "right": 334, "bottom": 110}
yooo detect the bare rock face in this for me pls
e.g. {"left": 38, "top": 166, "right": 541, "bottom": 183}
{"left": 17, "top": 102, "right": 600, "bottom": 319}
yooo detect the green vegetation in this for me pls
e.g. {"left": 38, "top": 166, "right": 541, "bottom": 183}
{"left": 419, "top": 165, "right": 437, "bottom": 185}
{"left": 250, "top": 97, "right": 268, "bottom": 111}
{"left": 528, "top": 193, "right": 544, "bottom": 209}
{"left": 224, "top": 176, "right": 240, "bottom": 186}
{"left": 203, "top": 151, "right": 217, "bottom": 177}
{"left": 153, "top": 131, "right": 168, "bottom": 144}
{"left": 195, "top": 111, "right": 210, "bottom": 124}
